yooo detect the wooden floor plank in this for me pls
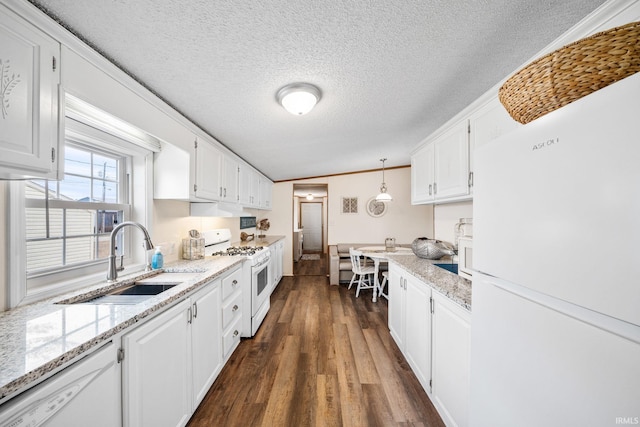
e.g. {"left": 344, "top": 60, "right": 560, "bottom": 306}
{"left": 187, "top": 274, "right": 445, "bottom": 427}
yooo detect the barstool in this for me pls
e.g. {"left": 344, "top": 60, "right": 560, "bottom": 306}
{"left": 378, "top": 271, "right": 389, "bottom": 300}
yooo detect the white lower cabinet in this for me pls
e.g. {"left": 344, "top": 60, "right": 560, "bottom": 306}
{"left": 123, "top": 279, "right": 223, "bottom": 427}
{"left": 271, "top": 240, "right": 284, "bottom": 291}
{"left": 221, "top": 267, "right": 243, "bottom": 361}
{"left": 190, "top": 282, "right": 223, "bottom": 408}
{"left": 388, "top": 263, "right": 471, "bottom": 427}
{"left": 388, "top": 265, "right": 432, "bottom": 392}
{"left": 432, "top": 290, "right": 471, "bottom": 427}
{"left": 0, "top": 341, "right": 121, "bottom": 427}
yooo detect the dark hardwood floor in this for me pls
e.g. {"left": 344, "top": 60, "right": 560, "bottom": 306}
{"left": 187, "top": 271, "right": 444, "bottom": 427}
{"left": 293, "top": 251, "right": 327, "bottom": 276}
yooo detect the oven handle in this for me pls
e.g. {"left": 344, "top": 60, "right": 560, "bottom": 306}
{"left": 254, "top": 255, "right": 271, "bottom": 268}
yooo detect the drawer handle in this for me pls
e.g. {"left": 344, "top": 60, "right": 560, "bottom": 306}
{"left": 232, "top": 304, "right": 239, "bottom": 312}
{"left": 193, "top": 302, "right": 198, "bottom": 318}
{"left": 232, "top": 280, "right": 238, "bottom": 286}
{"left": 233, "top": 330, "right": 239, "bottom": 337}
{"left": 187, "top": 307, "right": 193, "bottom": 324}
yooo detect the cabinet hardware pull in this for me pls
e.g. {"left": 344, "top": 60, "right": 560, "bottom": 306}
{"left": 429, "top": 184, "right": 432, "bottom": 195}
{"left": 219, "top": 187, "right": 223, "bottom": 197}
{"left": 224, "top": 188, "right": 227, "bottom": 197}
{"left": 468, "top": 171, "right": 474, "bottom": 187}
{"left": 233, "top": 330, "right": 239, "bottom": 337}
{"left": 430, "top": 296, "right": 434, "bottom": 314}
{"left": 434, "top": 182, "right": 438, "bottom": 194}
{"left": 232, "top": 304, "right": 239, "bottom": 312}
{"left": 193, "top": 302, "right": 198, "bottom": 318}
{"left": 232, "top": 280, "right": 238, "bottom": 286}
{"left": 187, "top": 307, "right": 193, "bottom": 324}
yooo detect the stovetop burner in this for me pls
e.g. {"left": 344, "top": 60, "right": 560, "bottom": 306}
{"left": 211, "top": 246, "right": 265, "bottom": 257}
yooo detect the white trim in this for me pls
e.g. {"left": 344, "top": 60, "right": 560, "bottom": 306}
{"left": 66, "top": 94, "right": 161, "bottom": 153}
{"left": 7, "top": 182, "right": 26, "bottom": 308}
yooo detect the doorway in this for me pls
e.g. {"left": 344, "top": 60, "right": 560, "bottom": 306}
{"left": 293, "top": 183, "right": 328, "bottom": 276}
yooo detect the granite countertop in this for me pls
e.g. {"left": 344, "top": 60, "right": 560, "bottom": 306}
{"left": 233, "top": 235, "right": 285, "bottom": 247}
{"left": 388, "top": 254, "right": 472, "bottom": 311}
{"left": 0, "top": 256, "right": 245, "bottom": 403}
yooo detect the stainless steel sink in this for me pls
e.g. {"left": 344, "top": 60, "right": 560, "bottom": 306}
{"left": 56, "top": 271, "right": 205, "bottom": 305}
{"left": 434, "top": 263, "right": 459, "bottom": 274}
{"left": 70, "top": 281, "right": 180, "bottom": 305}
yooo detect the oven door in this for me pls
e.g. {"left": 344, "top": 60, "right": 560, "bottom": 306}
{"left": 251, "top": 256, "right": 271, "bottom": 315}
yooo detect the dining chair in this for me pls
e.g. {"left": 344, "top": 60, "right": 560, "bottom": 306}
{"left": 378, "top": 271, "right": 389, "bottom": 300}
{"left": 348, "top": 248, "right": 377, "bottom": 298}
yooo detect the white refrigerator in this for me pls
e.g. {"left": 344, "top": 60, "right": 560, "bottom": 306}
{"left": 471, "top": 72, "right": 640, "bottom": 426}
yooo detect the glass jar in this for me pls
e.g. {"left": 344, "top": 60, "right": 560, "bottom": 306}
{"left": 385, "top": 237, "right": 396, "bottom": 252}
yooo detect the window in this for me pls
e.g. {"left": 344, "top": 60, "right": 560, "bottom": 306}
{"left": 25, "top": 144, "right": 129, "bottom": 274}
{"left": 8, "top": 107, "right": 157, "bottom": 307}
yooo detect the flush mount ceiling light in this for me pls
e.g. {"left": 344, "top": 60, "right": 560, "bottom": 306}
{"left": 375, "top": 158, "right": 393, "bottom": 202}
{"left": 306, "top": 194, "right": 314, "bottom": 200}
{"left": 276, "top": 83, "right": 321, "bottom": 115}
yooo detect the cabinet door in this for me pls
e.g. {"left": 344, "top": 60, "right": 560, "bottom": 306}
{"left": 191, "top": 282, "right": 223, "bottom": 409}
{"left": 222, "top": 155, "right": 238, "bottom": 202}
{"left": 468, "top": 97, "right": 520, "bottom": 194}
{"left": 238, "top": 163, "right": 252, "bottom": 205}
{"left": 123, "top": 299, "right": 192, "bottom": 427}
{"left": 260, "top": 178, "right": 273, "bottom": 209}
{"left": 404, "top": 275, "right": 432, "bottom": 394}
{"left": 411, "top": 144, "right": 434, "bottom": 204}
{"left": 0, "top": 342, "right": 121, "bottom": 427}
{"left": 434, "top": 122, "right": 469, "bottom": 200}
{"left": 194, "top": 138, "right": 222, "bottom": 201}
{"left": 388, "top": 265, "right": 405, "bottom": 347}
{"left": 432, "top": 291, "right": 471, "bottom": 427}
{"left": 0, "top": 4, "right": 60, "bottom": 179}
{"left": 250, "top": 171, "right": 261, "bottom": 207}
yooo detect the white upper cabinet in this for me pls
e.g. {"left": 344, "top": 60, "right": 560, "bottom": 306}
{"left": 260, "top": 177, "right": 272, "bottom": 210}
{"left": 155, "top": 136, "right": 227, "bottom": 202}
{"left": 221, "top": 155, "right": 238, "bottom": 203}
{"left": 411, "top": 143, "right": 435, "bottom": 204}
{"left": 412, "top": 121, "right": 470, "bottom": 204}
{"left": 468, "top": 97, "right": 520, "bottom": 194}
{"left": 434, "top": 121, "right": 470, "bottom": 200}
{"left": 194, "top": 138, "right": 223, "bottom": 201}
{"left": 238, "top": 163, "right": 252, "bottom": 206}
{"left": 0, "top": 3, "right": 61, "bottom": 179}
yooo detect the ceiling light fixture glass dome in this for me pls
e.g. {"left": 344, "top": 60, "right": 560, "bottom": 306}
{"left": 277, "top": 83, "right": 321, "bottom": 115}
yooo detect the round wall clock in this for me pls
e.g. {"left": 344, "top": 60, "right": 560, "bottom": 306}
{"left": 366, "top": 197, "right": 388, "bottom": 217}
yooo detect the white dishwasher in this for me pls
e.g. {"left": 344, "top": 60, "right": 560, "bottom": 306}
{"left": 0, "top": 341, "right": 122, "bottom": 427}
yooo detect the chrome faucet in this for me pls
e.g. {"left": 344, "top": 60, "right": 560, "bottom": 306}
{"left": 107, "top": 221, "right": 154, "bottom": 282}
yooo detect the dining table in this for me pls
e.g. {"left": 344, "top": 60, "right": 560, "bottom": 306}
{"left": 358, "top": 246, "right": 414, "bottom": 302}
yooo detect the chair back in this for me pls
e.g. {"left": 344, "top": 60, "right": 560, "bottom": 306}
{"left": 349, "top": 248, "right": 366, "bottom": 274}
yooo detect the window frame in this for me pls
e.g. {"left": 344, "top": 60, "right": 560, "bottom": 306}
{"left": 7, "top": 116, "right": 155, "bottom": 308}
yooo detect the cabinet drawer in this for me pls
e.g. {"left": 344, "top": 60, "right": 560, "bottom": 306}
{"left": 222, "top": 268, "right": 242, "bottom": 300}
{"left": 223, "top": 317, "right": 242, "bottom": 359}
{"left": 222, "top": 292, "right": 242, "bottom": 329}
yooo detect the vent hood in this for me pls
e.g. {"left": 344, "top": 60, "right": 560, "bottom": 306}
{"left": 190, "top": 202, "right": 248, "bottom": 217}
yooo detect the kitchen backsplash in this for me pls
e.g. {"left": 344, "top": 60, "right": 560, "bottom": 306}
{"left": 433, "top": 201, "right": 473, "bottom": 245}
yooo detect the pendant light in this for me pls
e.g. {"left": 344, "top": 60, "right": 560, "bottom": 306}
{"left": 277, "top": 83, "right": 321, "bottom": 115}
{"left": 375, "top": 158, "right": 393, "bottom": 202}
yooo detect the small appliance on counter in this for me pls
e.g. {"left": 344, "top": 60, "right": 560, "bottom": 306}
{"left": 182, "top": 229, "right": 205, "bottom": 260}
{"left": 454, "top": 218, "right": 473, "bottom": 248}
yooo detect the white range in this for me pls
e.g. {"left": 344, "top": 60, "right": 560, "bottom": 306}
{"left": 202, "top": 229, "right": 271, "bottom": 337}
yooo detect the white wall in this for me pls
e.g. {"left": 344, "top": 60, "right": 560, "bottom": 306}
{"left": 270, "top": 167, "right": 434, "bottom": 276}
{"left": 433, "top": 201, "right": 473, "bottom": 245}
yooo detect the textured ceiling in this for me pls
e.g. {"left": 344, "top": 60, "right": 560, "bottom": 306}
{"left": 29, "top": 0, "right": 607, "bottom": 181}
